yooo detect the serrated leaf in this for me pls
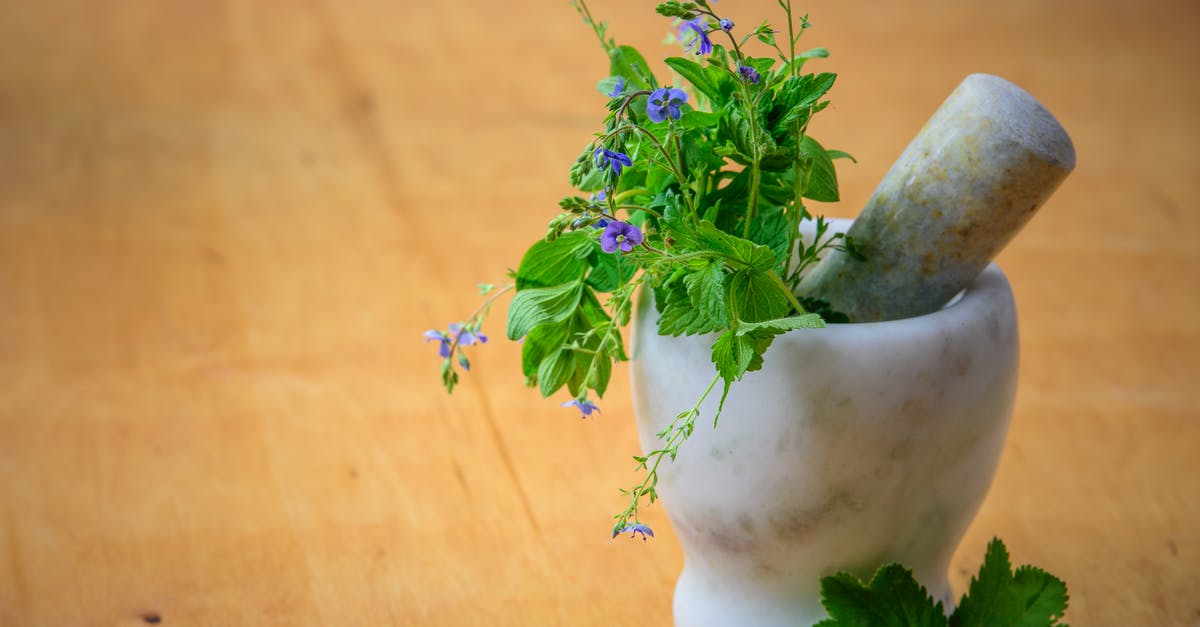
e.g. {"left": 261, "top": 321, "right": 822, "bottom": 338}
{"left": 746, "top": 207, "right": 790, "bottom": 268}
{"left": 736, "top": 313, "right": 824, "bottom": 335}
{"left": 696, "top": 220, "right": 777, "bottom": 271}
{"left": 727, "top": 269, "right": 789, "bottom": 323}
{"left": 710, "top": 329, "right": 755, "bottom": 384}
{"left": 506, "top": 281, "right": 583, "bottom": 340}
{"left": 816, "top": 564, "right": 948, "bottom": 627}
{"left": 657, "top": 270, "right": 726, "bottom": 336}
{"left": 684, "top": 260, "right": 728, "bottom": 326}
{"left": 950, "top": 539, "right": 1069, "bottom": 627}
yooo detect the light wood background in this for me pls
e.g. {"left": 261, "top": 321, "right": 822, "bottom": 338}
{"left": 1, "top": 1, "right": 1197, "bottom": 625}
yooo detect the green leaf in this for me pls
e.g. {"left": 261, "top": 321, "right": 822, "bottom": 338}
{"left": 736, "top": 313, "right": 824, "bottom": 335}
{"left": 950, "top": 539, "right": 1069, "bottom": 627}
{"left": 657, "top": 267, "right": 728, "bottom": 336}
{"left": 800, "top": 135, "right": 840, "bottom": 202}
{"left": 596, "top": 76, "right": 623, "bottom": 97}
{"left": 679, "top": 109, "right": 721, "bottom": 130}
{"left": 726, "top": 269, "right": 789, "bottom": 323}
{"left": 521, "top": 323, "right": 571, "bottom": 378}
{"left": 665, "top": 57, "right": 721, "bottom": 104}
{"left": 816, "top": 564, "right": 948, "bottom": 627}
{"left": 827, "top": 149, "right": 857, "bottom": 163}
{"left": 588, "top": 345, "right": 614, "bottom": 396}
{"left": 506, "top": 281, "right": 584, "bottom": 340}
{"left": 710, "top": 329, "right": 756, "bottom": 384}
{"left": 587, "top": 243, "right": 635, "bottom": 292}
{"left": 537, "top": 348, "right": 575, "bottom": 397}
{"left": 746, "top": 207, "right": 790, "bottom": 268}
{"left": 516, "top": 232, "right": 593, "bottom": 290}
{"left": 696, "top": 221, "right": 777, "bottom": 271}
{"left": 609, "top": 44, "right": 657, "bottom": 91}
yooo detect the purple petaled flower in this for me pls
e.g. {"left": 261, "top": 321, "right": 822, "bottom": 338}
{"left": 613, "top": 522, "right": 655, "bottom": 541}
{"left": 425, "top": 324, "right": 487, "bottom": 359}
{"left": 680, "top": 17, "right": 713, "bottom": 56}
{"left": 423, "top": 329, "right": 452, "bottom": 358}
{"left": 719, "top": 18, "right": 734, "bottom": 32}
{"left": 448, "top": 323, "right": 488, "bottom": 347}
{"left": 646, "top": 87, "right": 688, "bottom": 123}
{"left": 599, "top": 221, "right": 644, "bottom": 253}
{"left": 593, "top": 148, "right": 634, "bottom": 177}
{"left": 590, "top": 189, "right": 608, "bottom": 204}
{"left": 562, "top": 399, "right": 600, "bottom": 418}
{"left": 607, "top": 76, "right": 625, "bottom": 98}
{"left": 738, "top": 65, "right": 761, "bottom": 84}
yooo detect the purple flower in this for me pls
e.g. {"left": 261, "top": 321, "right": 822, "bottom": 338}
{"left": 719, "top": 18, "right": 734, "bottom": 32}
{"left": 590, "top": 189, "right": 607, "bottom": 204}
{"left": 423, "top": 329, "right": 452, "bottom": 358}
{"left": 599, "top": 221, "right": 644, "bottom": 253}
{"left": 680, "top": 17, "right": 713, "bottom": 56}
{"left": 425, "top": 324, "right": 487, "bottom": 359}
{"left": 593, "top": 148, "right": 633, "bottom": 177}
{"left": 738, "top": 65, "right": 761, "bottom": 84}
{"left": 607, "top": 76, "right": 625, "bottom": 98}
{"left": 646, "top": 87, "right": 688, "bottom": 123}
{"left": 562, "top": 399, "right": 600, "bottom": 418}
{"left": 613, "top": 522, "right": 655, "bottom": 541}
{"left": 449, "top": 323, "right": 487, "bottom": 347}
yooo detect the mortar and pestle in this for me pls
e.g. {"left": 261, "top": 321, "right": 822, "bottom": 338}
{"left": 632, "top": 73, "right": 1075, "bottom": 626}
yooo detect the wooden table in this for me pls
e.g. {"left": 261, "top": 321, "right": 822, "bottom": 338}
{"left": 1, "top": 1, "right": 1196, "bottom": 624}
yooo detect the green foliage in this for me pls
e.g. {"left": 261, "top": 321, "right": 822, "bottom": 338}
{"left": 816, "top": 538, "right": 1069, "bottom": 627}
{"left": 951, "top": 539, "right": 1070, "bottom": 627}
{"left": 439, "top": 0, "right": 868, "bottom": 539}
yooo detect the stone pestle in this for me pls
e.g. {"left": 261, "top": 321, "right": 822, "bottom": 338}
{"left": 798, "top": 73, "right": 1075, "bottom": 322}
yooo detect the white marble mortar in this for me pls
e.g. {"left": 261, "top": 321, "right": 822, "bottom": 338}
{"left": 630, "top": 227, "right": 1019, "bottom": 626}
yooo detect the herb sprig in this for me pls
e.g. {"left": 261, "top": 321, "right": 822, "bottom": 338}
{"left": 430, "top": 0, "right": 860, "bottom": 538}
{"left": 817, "top": 538, "right": 1070, "bottom": 626}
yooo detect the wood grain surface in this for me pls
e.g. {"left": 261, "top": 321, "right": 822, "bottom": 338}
{"left": 1, "top": 1, "right": 1197, "bottom": 625}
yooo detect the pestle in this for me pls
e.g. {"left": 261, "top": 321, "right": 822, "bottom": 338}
{"left": 798, "top": 73, "right": 1075, "bottom": 322}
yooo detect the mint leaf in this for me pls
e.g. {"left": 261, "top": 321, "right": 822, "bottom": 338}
{"left": 736, "top": 313, "right": 824, "bottom": 335}
{"left": 816, "top": 564, "right": 948, "bottom": 627}
{"left": 746, "top": 207, "right": 791, "bottom": 269}
{"left": 684, "top": 259, "right": 728, "bottom": 324}
{"left": 657, "top": 265, "right": 728, "bottom": 336}
{"left": 950, "top": 539, "right": 1069, "bottom": 627}
{"left": 516, "top": 231, "right": 593, "bottom": 289}
{"left": 506, "top": 281, "right": 583, "bottom": 340}
{"left": 710, "top": 329, "right": 755, "bottom": 384}
{"left": 727, "top": 269, "right": 789, "bottom": 323}
{"left": 697, "top": 220, "right": 777, "bottom": 271}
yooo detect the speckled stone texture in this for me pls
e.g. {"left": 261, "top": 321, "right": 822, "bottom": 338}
{"left": 798, "top": 73, "right": 1074, "bottom": 322}
{"left": 631, "top": 222, "right": 1019, "bottom": 626}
